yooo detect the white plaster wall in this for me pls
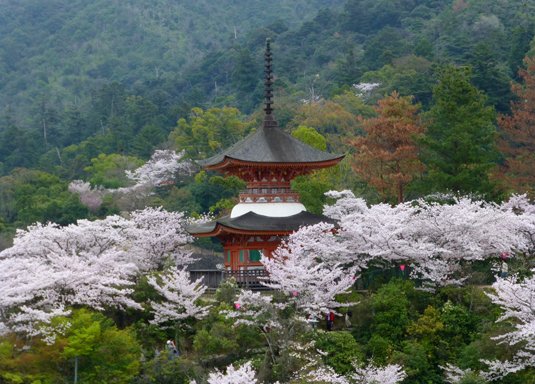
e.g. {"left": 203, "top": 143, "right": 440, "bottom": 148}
{"left": 230, "top": 202, "right": 306, "bottom": 218}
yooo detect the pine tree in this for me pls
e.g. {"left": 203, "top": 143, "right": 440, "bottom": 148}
{"left": 231, "top": 49, "right": 259, "bottom": 93}
{"left": 420, "top": 65, "right": 499, "bottom": 197}
{"left": 469, "top": 42, "right": 513, "bottom": 114}
{"left": 508, "top": 26, "right": 533, "bottom": 79}
{"left": 132, "top": 125, "right": 165, "bottom": 160}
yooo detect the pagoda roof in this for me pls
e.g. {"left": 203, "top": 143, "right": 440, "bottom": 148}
{"left": 197, "top": 115, "right": 344, "bottom": 169}
{"left": 185, "top": 210, "right": 338, "bottom": 237}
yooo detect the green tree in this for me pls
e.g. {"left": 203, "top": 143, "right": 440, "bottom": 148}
{"left": 332, "top": 90, "right": 377, "bottom": 119}
{"left": 170, "top": 107, "right": 255, "bottom": 159}
{"left": 84, "top": 153, "right": 144, "bottom": 188}
{"left": 363, "top": 27, "right": 413, "bottom": 70}
{"left": 291, "top": 178, "right": 334, "bottom": 215}
{"left": 59, "top": 106, "right": 91, "bottom": 147}
{"left": 231, "top": 49, "right": 259, "bottom": 93}
{"left": 0, "top": 309, "right": 141, "bottom": 384}
{"left": 370, "top": 279, "right": 412, "bottom": 345}
{"left": 62, "top": 309, "right": 141, "bottom": 383}
{"left": 413, "top": 37, "right": 435, "bottom": 61}
{"left": 125, "top": 95, "right": 160, "bottom": 135}
{"left": 132, "top": 125, "right": 165, "bottom": 160}
{"left": 334, "top": 46, "right": 364, "bottom": 86}
{"left": 291, "top": 125, "right": 327, "bottom": 151}
{"left": 90, "top": 81, "right": 126, "bottom": 125}
{"left": 0, "top": 126, "right": 38, "bottom": 172}
{"left": 420, "top": 65, "right": 499, "bottom": 197}
{"left": 314, "top": 332, "right": 364, "bottom": 375}
{"left": 468, "top": 42, "right": 512, "bottom": 114}
{"left": 508, "top": 25, "right": 534, "bottom": 79}
{"left": 265, "top": 19, "right": 288, "bottom": 34}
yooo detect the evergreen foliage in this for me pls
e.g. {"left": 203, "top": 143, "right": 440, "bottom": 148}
{"left": 419, "top": 65, "right": 499, "bottom": 198}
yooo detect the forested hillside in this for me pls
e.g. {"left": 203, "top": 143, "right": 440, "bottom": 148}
{"left": 0, "top": 0, "right": 345, "bottom": 122}
{"left": 2, "top": 0, "right": 535, "bottom": 245}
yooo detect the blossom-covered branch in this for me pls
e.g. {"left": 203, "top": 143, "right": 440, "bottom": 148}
{"left": 125, "top": 149, "right": 195, "bottom": 186}
{"left": 482, "top": 273, "right": 535, "bottom": 379}
{"left": 148, "top": 268, "right": 210, "bottom": 325}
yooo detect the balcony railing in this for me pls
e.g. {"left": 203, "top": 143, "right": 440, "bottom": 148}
{"left": 189, "top": 269, "right": 271, "bottom": 290}
{"left": 238, "top": 189, "right": 301, "bottom": 203}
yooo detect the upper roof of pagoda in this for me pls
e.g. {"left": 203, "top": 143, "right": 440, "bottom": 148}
{"left": 197, "top": 115, "right": 345, "bottom": 170}
{"left": 197, "top": 37, "right": 344, "bottom": 171}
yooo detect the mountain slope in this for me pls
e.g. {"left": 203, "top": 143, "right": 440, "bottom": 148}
{"left": 0, "top": 0, "right": 345, "bottom": 120}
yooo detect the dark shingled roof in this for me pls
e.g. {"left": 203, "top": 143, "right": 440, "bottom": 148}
{"left": 186, "top": 210, "right": 338, "bottom": 235}
{"left": 197, "top": 115, "right": 344, "bottom": 167}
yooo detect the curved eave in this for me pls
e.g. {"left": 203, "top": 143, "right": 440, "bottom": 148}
{"left": 188, "top": 224, "right": 295, "bottom": 237}
{"left": 201, "top": 155, "right": 345, "bottom": 171}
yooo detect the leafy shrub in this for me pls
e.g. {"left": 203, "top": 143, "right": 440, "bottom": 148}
{"left": 314, "top": 331, "right": 364, "bottom": 374}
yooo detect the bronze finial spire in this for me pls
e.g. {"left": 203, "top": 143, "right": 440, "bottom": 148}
{"left": 263, "top": 38, "right": 274, "bottom": 115}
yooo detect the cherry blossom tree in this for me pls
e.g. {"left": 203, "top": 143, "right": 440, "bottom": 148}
{"left": 302, "top": 363, "right": 406, "bottom": 384}
{"left": 189, "top": 361, "right": 260, "bottom": 384}
{"left": 0, "top": 217, "right": 141, "bottom": 309}
{"left": 8, "top": 306, "right": 72, "bottom": 345}
{"left": 481, "top": 273, "right": 535, "bottom": 380}
{"left": 223, "top": 228, "right": 359, "bottom": 383}
{"left": 148, "top": 267, "right": 210, "bottom": 344}
{"left": 69, "top": 149, "right": 195, "bottom": 212}
{"left": 440, "top": 363, "right": 475, "bottom": 383}
{"left": 0, "top": 207, "right": 201, "bottom": 341}
{"left": 189, "top": 359, "right": 405, "bottom": 384}
{"left": 124, "top": 207, "right": 196, "bottom": 270}
{"left": 500, "top": 194, "right": 535, "bottom": 269}
{"left": 261, "top": 222, "right": 360, "bottom": 317}
{"left": 217, "top": 191, "right": 535, "bottom": 382}
{"left": 68, "top": 180, "right": 108, "bottom": 212}
{"left": 125, "top": 149, "right": 195, "bottom": 186}
{"left": 353, "top": 82, "right": 381, "bottom": 103}
{"left": 319, "top": 190, "right": 528, "bottom": 288}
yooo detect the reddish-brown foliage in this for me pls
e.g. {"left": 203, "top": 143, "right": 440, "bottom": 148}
{"left": 452, "top": 0, "right": 469, "bottom": 13}
{"left": 350, "top": 92, "right": 426, "bottom": 203}
{"left": 497, "top": 56, "right": 535, "bottom": 195}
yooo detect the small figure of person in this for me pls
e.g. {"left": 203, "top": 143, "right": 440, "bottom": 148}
{"left": 166, "top": 340, "right": 178, "bottom": 360}
{"left": 326, "top": 313, "right": 332, "bottom": 331}
{"left": 308, "top": 314, "right": 317, "bottom": 330}
{"left": 345, "top": 301, "right": 352, "bottom": 328}
{"left": 501, "top": 260, "right": 508, "bottom": 278}
{"left": 329, "top": 311, "right": 335, "bottom": 331}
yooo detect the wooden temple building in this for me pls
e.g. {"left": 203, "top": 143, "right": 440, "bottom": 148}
{"left": 186, "top": 39, "right": 344, "bottom": 281}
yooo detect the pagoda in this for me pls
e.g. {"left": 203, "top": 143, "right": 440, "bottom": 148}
{"left": 186, "top": 39, "right": 344, "bottom": 273}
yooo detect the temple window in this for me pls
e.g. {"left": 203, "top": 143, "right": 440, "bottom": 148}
{"left": 249, "top": 249, "right": 262, "bottom": 262}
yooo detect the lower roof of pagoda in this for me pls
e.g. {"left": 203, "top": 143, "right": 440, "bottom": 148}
{"left": 185, "top": 211, "right": 337, "bottom": 237}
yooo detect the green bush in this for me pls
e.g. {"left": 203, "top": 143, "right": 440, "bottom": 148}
{"left": 314, "top": 331, "right": 364, "bottom": 374}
